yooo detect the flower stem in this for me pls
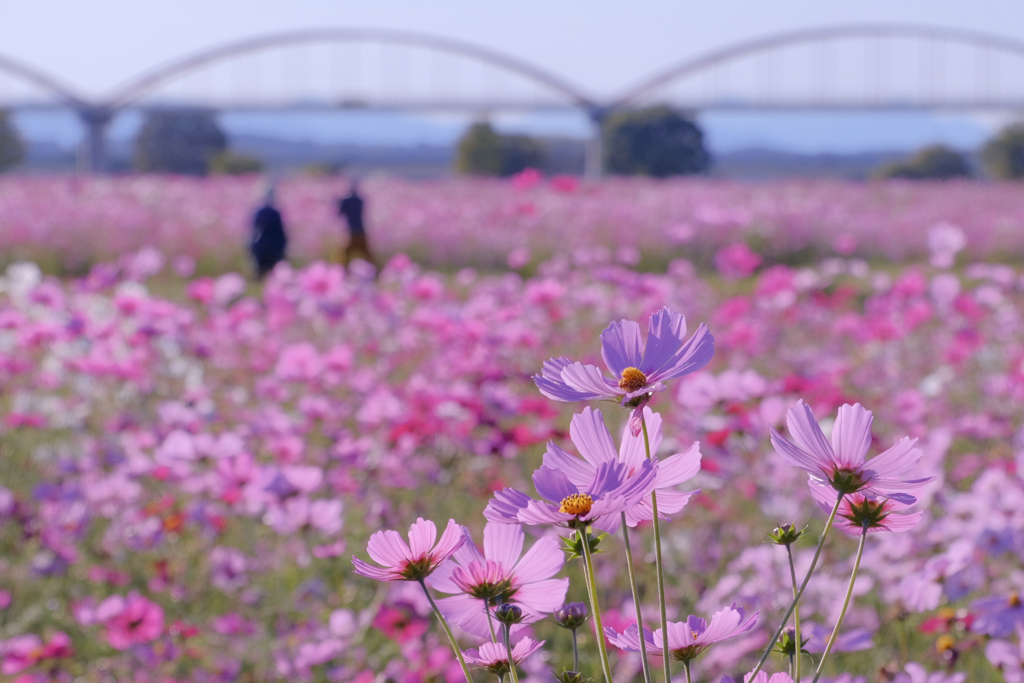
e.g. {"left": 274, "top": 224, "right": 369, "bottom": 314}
{"left": 683, "top": 660, "right": 692, "bottom": 683}
{"left": 748, "top": 493, "right": 844, "bottom": 679}
{"left": 580, "top": 525, "right": 615, "bottom": 683}
{"left": 785, "top": 543, "right": 802, "bottom": 683}
{"left": 485, "top": 599, "right": 498, "bottom": 643}
{"left": 417, "top": 578, "right": 475, "bottom": 683}
{"left": 641, "top": 414, "right": 672, "bottom": 683}
{"left": 503, "top": 623, "right": 521, "bottom": 683}
{"left": 572, "top": 628, "right": 580, "bottom": 672}
{"left": 621, "top": 512, "right": 654, "bottom": 683}
{"left": 811, "top": 523, "right": 869, "bottom": 683}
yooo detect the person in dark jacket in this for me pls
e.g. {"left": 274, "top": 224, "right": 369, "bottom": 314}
{"left": 250, "top": 185, "right": 288, "bottom": 280}
{"left": 338, "top": 182, "right": 376, "bottom": 268}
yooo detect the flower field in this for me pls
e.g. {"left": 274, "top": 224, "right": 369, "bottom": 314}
{"left": 1, "top": 176, "right": 1023, "bottom": 682}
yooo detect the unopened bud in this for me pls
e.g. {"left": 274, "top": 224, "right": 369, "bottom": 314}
{"left": 553, "top": 671, "right": 589, "bottom": 683}
{"left": 554, "top": 602, "right": 588, "bottom": 630}
{"left": 494, "top": 603, "right": 524, "bottom": 625}
{"left": 766, "top": 523, "right": 807, "bottom": 546}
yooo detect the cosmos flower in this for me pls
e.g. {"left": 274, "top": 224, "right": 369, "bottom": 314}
{"left": 541, "top": 406, "right": 701, "bottom": 530}
{"left": 770, "top": 401, "right": 932, "bottom": 501}
{"left": 808, "top": 483, "right": 924, "bottom": 534}
{"left": 534, "top": 307, "right": 714, "bottom": 409}
{"left": 606, "top": 603, "right": 758, "bottom": 663}
{"left": 352, "top": 518, "right": 465, "bottom": 582}
{"left": 462, "top": 637, "right": 545, "bottom": 677}
{"left": 972, "top": 592, "right": 1024, "bottom": 638}
{"left": 484, "top": 454, "right": 658, "bottom": 528}
{"left": 428, "top": 522, "right": 569, "bottom": 639}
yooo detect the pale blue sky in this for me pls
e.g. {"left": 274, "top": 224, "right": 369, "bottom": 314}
{"left": 4, "top": 0, "right": 1024, "bottom": 152}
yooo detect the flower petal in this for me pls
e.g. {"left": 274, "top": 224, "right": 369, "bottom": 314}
{"left": 600, "top": 319, "right": 645, "bottom": 377}
{"left": 831, "top": 403, "right": 873, "bottom": 468}
{"left": 407, "top": 518, "right": 438, "bottom": 559}
{"left": 569, "top": 407, "right": 618, "bottom": 468}
{"left": 786, "top": 401, "right": 835, "bottom": 466}
{"left": 483, "top": 522, "right": 524, "bottom": 570}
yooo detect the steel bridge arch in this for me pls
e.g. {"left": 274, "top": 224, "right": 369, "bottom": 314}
{"left": 612, "top": 23, "right": 1024, "bottom": 108}
{"left": 0, "top": 51, "right": 87, "bottom": 108}
{"left": 102, "top": 27, "right": 598, "bottom": 111}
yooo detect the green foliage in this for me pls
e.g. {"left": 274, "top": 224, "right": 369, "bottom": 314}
{"left": 0, "top": 110, "right": 25, "bottom": 172}
{"left": 603, "top": 105, "right": 709, "bottom": 177}
{"left": 872, "top": 145, "right": 970, "bottom": 180}
{"left": 134, "top": 109, "right": 227, "bottom": 175}
{"left": 455, "top": 121, "right": 546, "bottom": 176}
{"left": 208, "top": 150, "right": 264, "bottom": 175}
{"left": 981, "top": 121, "right": 1024, "bottom": 179}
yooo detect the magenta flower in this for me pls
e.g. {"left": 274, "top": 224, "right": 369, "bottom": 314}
{"left": 809, "top": 483, "right": 924, "bottom": 534}
{"left": 100, "top": 593, "right": 165, "bottom": 650}
{"left": 535, "top": 307, "right": 713, "bottom": 408}
{"left": 606, "top": 603, "right": 758, "bottom": 663}
{"left": 770, "top": 401, "right": 932, "bottom": 500}
{"left": 429, "top": 522, "right": 569, "bottom": 638}
{"left": 463, "top": 636, "right": 545, "bottom": 676}
{"left": 541, "top": 407, "right": 701, "bottom": 530}
{"left": 352, "top": 518, "right": 465, "bottom": 582}
{"left": 484, "top": 454, "right": 658, "bottom": 528}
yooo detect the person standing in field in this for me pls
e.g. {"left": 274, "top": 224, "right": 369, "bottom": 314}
{"left": 338, "top": 181, "right": 376, "bottom": 269}
{"left": 250, "top": 184, "right": 288, "bottom": 280}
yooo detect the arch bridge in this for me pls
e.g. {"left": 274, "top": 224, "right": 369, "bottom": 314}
{"left": 3, "top": 24, "right": 1024, "bottom": 173}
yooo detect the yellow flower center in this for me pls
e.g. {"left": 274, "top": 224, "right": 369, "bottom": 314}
{"left": 935, "top": 634, "right": 956, "bottom": 653}
{"left": 618, "top": 367, "right": 648, "bottom": 393}
{"left": 1010, "top": 593, "right": 1021, "bottom": 608}
{"left": 559, "top": 493, "right": 594, "bottom": 516}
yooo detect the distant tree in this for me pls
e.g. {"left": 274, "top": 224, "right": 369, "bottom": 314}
{"left": 872, "top": 145, "right": 971, "bottom": 180}
{"left": 0, "top": 111, "right": 25, "bottom": 172}
{"left": 981, "top": 122, "right": 1024, "bottom": 179}
{"left": 208, "top": 150, "right": 264, "bottom": 175}
{"left": 603, "top": 105, "right": 709, "bottom": 177}
{"left": 134, "top": 109, "right": 227, "bottom": 175}
{"left": 455, "top": 121, "right": 546, "bottom": 176}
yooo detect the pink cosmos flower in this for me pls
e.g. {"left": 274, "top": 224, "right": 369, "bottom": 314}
{"left": 463, "top": 636, "right": 545, "bottom": 677}
{"left": 101, "top": 593, "right": 165, "bottom": 650}
{"left": 606, "top": 603, "right": 758, "bottom": 662}
{"left": 770, "top": 401, "right": 932, "bottom": 501}
{"left": 534, "top": 307, "right": 714, "bottom": 410}
{"left": 352, "top": 518, "right": 465, "bottom": 582}
{"left": 429, "top": 522, "right": 569, "bottom": 638}
{"left": 808, "top": 482, "right": 924, "bottom": 534}
{"left": 540, "top": 406, "right": 701, "bottom": 530}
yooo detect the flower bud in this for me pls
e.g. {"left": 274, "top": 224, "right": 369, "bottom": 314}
{"left": 554, "top": 602, "right": 588, "bottom": 630}
{"left": 766, "top": 523, "right": 807, "bottom": 546}
{"left": 553, "top": 670, "right": 590, "bottom": 683}
{"left": 494, "top": 603, "right": 524, "bottom": 626}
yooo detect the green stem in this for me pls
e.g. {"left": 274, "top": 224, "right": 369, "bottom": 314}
{"left": 748, "top": 493, "right": 844, "bottom": 679}
{"left": 572, "top": 628, "right": 580, "bottom": 672}
{"left": 503, "top": 623, "right": 521, "bottom": 683}
{"left": 786, "top": 543, "right": 803, "bottom": 683}
{"left": 621, "top": 512, "right": 654, "bottom": 683}
{"left": 417, "top": 578, "right": 475, "bottom": 683}
{"left": 580, "top": 525, "right": 615, "bottom": 683}
{"left": 484, "top": 599, "right": 498, "bottom": 643}
{"left": 683, "top": 660, "right": 692, "bottom": 683}
{"left": 811, "top": 523, "right": 869, "bottom": 683}
{"left": 641, "top": 415, "right": 672, "bottom": 683}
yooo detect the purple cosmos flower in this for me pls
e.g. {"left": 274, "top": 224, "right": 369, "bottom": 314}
{"left": 719, "top": 674, "right": 793, "bottom": 683}
{"left": 770, "top": 401, "right": 932, "bottom": 501}
{"left": 808, "top": 483, "right": 924, "bottom": 534}
{"left": 606, "top": 603, "right": 759, "bottom": 662}
{"left": 428, "top": 522, "right": 569, "bottom": 639}
{"left": 972, "top": 592, "right": 1024, "bottom": 638}
{"left": 484, "top": 452, "right": 658, "bottom": 529}
{"left": 352, "top": 518, "right": 464, "bottom": 582}
{"left": 463, "top": 637, "right": 544, "bottom": 677}
{"left": 535, "top": 307, "right": 714, "bottom": 408}
{"left": 541, "top": 406, "right": 700, "bottom": 531}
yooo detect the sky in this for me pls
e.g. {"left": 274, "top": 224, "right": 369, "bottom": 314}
{"left": 3, "top": 0, "right": 1024, "bottom": 152}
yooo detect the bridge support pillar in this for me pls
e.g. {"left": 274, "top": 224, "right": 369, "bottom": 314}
{"left": 584, "top": 107, "right": 609, "bottom": 180}
{"left": 76, "top": 107, "right": 113, "bottom": 174}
